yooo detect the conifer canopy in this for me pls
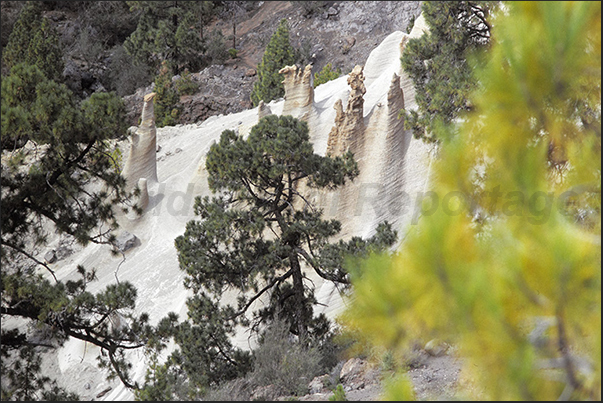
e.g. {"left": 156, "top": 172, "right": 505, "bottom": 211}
{"left": 251, "top": 19, "right": 297, "bottom": 107}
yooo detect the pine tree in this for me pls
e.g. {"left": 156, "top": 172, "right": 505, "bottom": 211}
{"left": 140, "top": 115, "right": 397, "bottom": 397}
{"left": 401, "top": 1, "right": 497, "bottom": 143}
{"left": 250, "top": 19, "right": 297, "bottom": 107}
{"left": 1, "top": 63, "right": 157, "bottom": 397}
{"left": 2, "top": 1, "right": 64, "bottom": 82}
{"left": 344, "top": 2, "right": 601, "bottom": 400}
{"left": 123, "top": 1, "right": 211, "bottom": 74}
{"left": 153, "top": 60, "right": 180, "bottom": 127}
{"left": 314, "top": 63, "right": 341, "bottom": 88}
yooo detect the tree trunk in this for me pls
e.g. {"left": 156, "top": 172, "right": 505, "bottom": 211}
{"left": 289, "top": 251, "right": 307, "bottom": 340}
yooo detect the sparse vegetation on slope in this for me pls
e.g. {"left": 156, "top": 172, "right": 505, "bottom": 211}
{"left": 3, "top": 1, "right": 64, "bottom": 82}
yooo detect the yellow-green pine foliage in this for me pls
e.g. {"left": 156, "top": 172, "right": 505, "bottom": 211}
{"left": 342, "top": 2, "right": 601, "bottom": 400}
{"left": 314, "top": 63, "right": 341, "bottom": 88}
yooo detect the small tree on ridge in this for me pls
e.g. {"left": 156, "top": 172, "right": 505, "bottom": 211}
{"left": 250, "top": 19, "right": 297, "bottom": 107}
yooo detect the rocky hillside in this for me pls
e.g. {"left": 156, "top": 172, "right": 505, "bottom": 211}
{"left": 166, "top": 1, "right": 422, "bottom": 126}
{"left": 2, "top": 1, "right": 421, "bottom": 126}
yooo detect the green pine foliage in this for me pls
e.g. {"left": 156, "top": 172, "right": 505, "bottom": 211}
{"left": 1, "top": 63, "right": 156, "bottom": 397}
{"left": 123, "top": 1, "right": 209, "bottom": 74}
{"left": 314, "top": 63, "right": 341, "bottom": 88}
{"left": 203, "top": 28, "right": 229, "bottom": 66}
{"left": 174, "top": 68, "right": 199, "bottom": 96}
{"left": 153, "top": 60, "right": 180, "bottom": 127}
{"left": 329, "top": 384, "right": 347, "bottom": 401}
{"left": 250, "top": 19, "right": 297, "bottom": 107}
{"left": 1, "top": 346, "right": 79, "bottom": 401}
{"left": 401, "top": 1, "right": 497, "bottom": 143}
{"left": 139, "top": 115, "right": 397, "bottom": 397}
{"left": 2, "top": 1, "right": 64, "bottom": 82}
{"left": 344, "top": 1, "right": 601, "bottom": 400}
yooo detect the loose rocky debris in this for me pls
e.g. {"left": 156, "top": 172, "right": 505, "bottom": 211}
{"left": 272, "top": 348, "right": 462, "bottom": 401}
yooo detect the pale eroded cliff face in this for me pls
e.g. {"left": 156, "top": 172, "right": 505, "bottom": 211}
{"left": 51, "top": 15, "right": 433, "bottom": 401}
{"left": 326, "top": 65, "right": 366, "bottom": 156}
{"left": 257, "top": 99, "right": 273, "bottom": 120}
{"left": 279, "top": 63, "right": 316, "bottom": 122}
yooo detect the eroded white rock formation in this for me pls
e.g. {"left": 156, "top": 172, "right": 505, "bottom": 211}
{"left": 326, "top": 65, "right": 366, "bottom": 156}
{"left": 122, "top": 92, "right": 158, "bottom": 190}
{"left": 257, "top": 99, "right": 272, "bottom": 120}
{"left": 40, "top": 19, "right": 435, "bottom": 401}
{"left": 279, "top": 64, "right": 316, "bottom": 122}
{"left": 136, "top": 178, "right": 149, "bottom": 211}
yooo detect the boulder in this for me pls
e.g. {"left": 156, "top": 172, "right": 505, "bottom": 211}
{"left": 251, "top": 384, "right": 279, "bottom": 401}
{"left": 339, "top": 357, "right": 365, "bottom": 383}
{"left": 345, "top": 36, "right": 356, "bottom": 48}
{"left": 56, "top": 246, "right": 73, "bottom": 260}
{"left": 44, "top": 250, "right": 57, "bottom": 264}
{"left": 308, "top": 374, "right": 330, "bottom": 394}
{"left": 44, "top": 245, "right": 73, "bottom": 264}
{"left": 114, "top": 231, "right": 140, "bottom": 253}
{"left": 257, "top": 100, "right": 273, "bottom": 120}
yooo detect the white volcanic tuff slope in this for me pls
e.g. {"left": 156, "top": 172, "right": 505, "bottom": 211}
{"left": 42, "top": 21, "right": 433, "bottom": 401}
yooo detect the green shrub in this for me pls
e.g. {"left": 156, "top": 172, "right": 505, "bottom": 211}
{"left": 228, "top": 48, "right": 238, "bottom": 59}
{"left": 105, "top": 45, "right": 153, "bottom": 97}
{"left": 329, "top": 384, "right": 347, "bottom": 401}
{"left": 107, "top": 143, "right": 122, "bottom": 173}
{"left": 174, "top": 69, "right": 199, "bottom": 96}
{"left": 251, "top": 319, "right": 322, "bottom": 397}
{"left": 295, "top": 39, "right": 313, "bottom": 67}
{"left": 202, "top": 377, "right": 253, "bottom": 401}
{"left": 204, "top": 28, "right": 229, "bottom": 66}
{"left": 406, "top": 15, "right": 416, "bottom": 34}
{"left": 313, "top": 63, "right": 341, "bottom": 88}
